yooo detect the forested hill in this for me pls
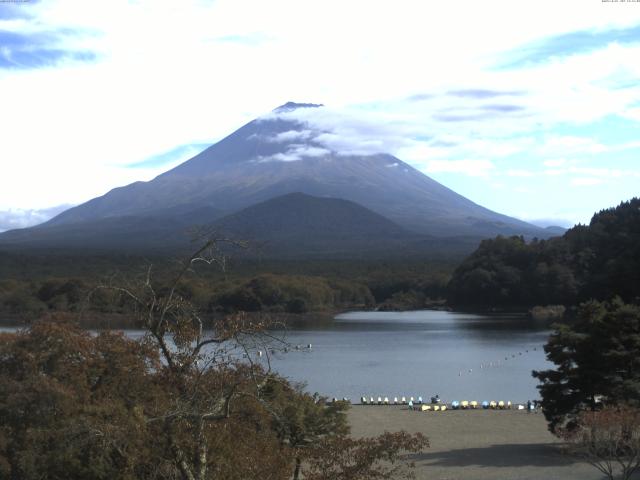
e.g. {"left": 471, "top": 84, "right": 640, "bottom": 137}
{"left": 447, "top": 198, "right": 640, "bottom": 308}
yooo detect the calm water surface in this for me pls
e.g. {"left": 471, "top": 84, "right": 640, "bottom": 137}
{"left": 2, "top": 310, "right": 552, "bottom": 404}
{"left": 265, "top": 310, "right": 552, "bottom": 403}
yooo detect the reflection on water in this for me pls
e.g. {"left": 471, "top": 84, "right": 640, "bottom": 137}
{"left": 266, "top": 310, "right": 552, "bottom": 403}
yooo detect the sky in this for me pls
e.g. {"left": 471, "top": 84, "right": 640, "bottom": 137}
{"left": 0, "top": 0, "right": 639, "bottom": 231}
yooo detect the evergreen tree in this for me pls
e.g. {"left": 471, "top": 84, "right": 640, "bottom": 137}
{"left": 533, "top": 299, "right": 640, "bottom": 433}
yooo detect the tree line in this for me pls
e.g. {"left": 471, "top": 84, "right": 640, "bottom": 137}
{"left": 0, "top": 263, "right": 451, "bottom": 327}
{"left": 447, "top": 198, "right": 640, "bottom": 308}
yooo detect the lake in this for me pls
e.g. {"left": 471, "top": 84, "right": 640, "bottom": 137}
{"left": 2, "top": 310, "right": 552, "bottom": 405}
{"left": 264, "top": 310, "right": 552, "bottom": 404}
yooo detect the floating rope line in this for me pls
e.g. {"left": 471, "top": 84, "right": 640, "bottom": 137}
{"left": 456, "top": 345, "right": 544, "bottom": 378}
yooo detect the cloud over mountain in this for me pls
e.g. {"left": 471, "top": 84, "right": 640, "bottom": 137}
{"left": 0, "top": 205, "right": 73, "bottom": 232}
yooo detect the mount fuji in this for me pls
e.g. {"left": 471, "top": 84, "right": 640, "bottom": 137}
{"left": 0, "top": 102, "right": 550, "bottom": 255}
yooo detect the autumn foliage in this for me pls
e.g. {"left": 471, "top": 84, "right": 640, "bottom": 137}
{"left": 0, "top": 316, "right": 427, "bottom": 479}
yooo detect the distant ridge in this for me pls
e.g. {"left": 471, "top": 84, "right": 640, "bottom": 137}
{"left": 544, "top": 226, "right": 568, "bottom": 236}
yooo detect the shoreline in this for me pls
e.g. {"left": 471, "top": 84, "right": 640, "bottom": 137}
{"left": 0, "top": 304, "right": 550, "bottom": 329}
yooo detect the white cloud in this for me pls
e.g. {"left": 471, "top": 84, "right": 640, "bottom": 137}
{"left": 271, "top": 107, "right": 411, "bottom": 156}
{"left": 509, "top": 43, "right": 640, "bottom": 124}
{"left": 623, "top": 108, "right": 640, "bottom": 122}
{"left": 506, "top": 169, "right": 535, "bottom": 177}
{"left": 543, "top": 159, "right": 568, "bottom": 167}
{"left": 571, "top": 177, "right": 604, "bottom": 187}
{"left": 424, "top": 160, "right": 495, "bottom": 177}
{"left": 314, "top": 132, "right": 386, "bottom": 156}
{"left": 256, "top": 145, "right": 330, "bottom": 162}
{"left": 267, "top": 130, "right": 314, "bottom": 143}
{"left": 612, "top": 140, "right": 640, "bottom": 152}
{"left": 269, "top": 104, "right": 534, "bottom": 164}
{"left": 538, "top": 136, "right": 608, "bottom": 156}
{"left": 544, "top": 166, "right": 639, "bottom": 179}
{"left": 0, "top": 205, "right": 73, "bottom": 232}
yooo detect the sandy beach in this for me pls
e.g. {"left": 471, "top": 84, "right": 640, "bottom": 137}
{"left": 348, "top": 405, "right": 620, "bottom": 480}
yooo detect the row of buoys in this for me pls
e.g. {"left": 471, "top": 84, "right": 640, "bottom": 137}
{"left": 358, "top": 397, "right": 537, "bottom": 411}
{"left": 253, "top": 343, "right": 313, "bottom": 357}
{"left": 451, "top": 400, "right": 478, "bottom": 409}
{"left": 361, "top": 396, "right": 425, "bottom": 405}
{"left": 449, "top": 400, "right": 538, "bottom": 410}
{"left": 419, "top": 404, "right": 447, "bottom": 412}
{"left": 458, "top": 346, "right": 541, "bottom": 377}
{"left": 451, "top": 400, "right": 512, "bottom": 409}
{"left": 420, "top": 401, "right": 536, "bottom": 411}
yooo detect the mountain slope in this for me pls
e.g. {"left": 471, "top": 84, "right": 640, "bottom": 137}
{"left": 0, "top": 192, "right": 486, "bottom": 258}
{"left": 41, "top": 102, "right": 547, "bottom": 238}
{"left": 0, "top": 193, "right": 431, "bottom": 257}
{"left": 212, "top": 192, "right": 415, "bottom": 256}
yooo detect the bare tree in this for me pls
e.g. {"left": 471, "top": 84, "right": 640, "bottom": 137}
{"left": 561, "top": 406, "right": 640, "bottom": 480}
{"left": 85, "top": 235, "right": 429, "bottom": 480}
{"left": 97, "top": 236, "right": 286, "bottom": 480}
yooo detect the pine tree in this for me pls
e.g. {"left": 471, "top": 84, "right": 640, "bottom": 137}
{"left": 533, "top": 299, "right": 640, "bottom": 433}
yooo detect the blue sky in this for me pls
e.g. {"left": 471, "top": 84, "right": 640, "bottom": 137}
{"left": 0, "top": 0, "right": 639, "bottom": 229}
